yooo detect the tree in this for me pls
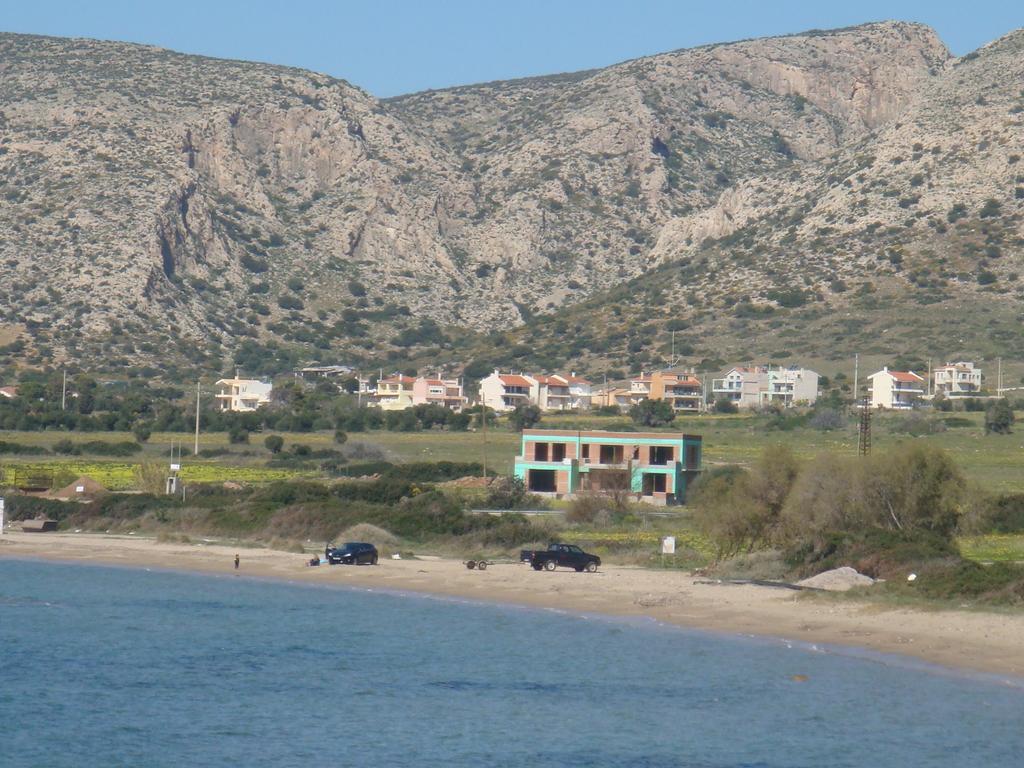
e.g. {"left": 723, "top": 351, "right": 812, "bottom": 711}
{"left": 629, "top": 398, "right": 675, "bottom": 427}
{"left": 508, "top": 404, "right": 542, "bottom": 431}
{"left": 985, "top": 399, "right": 1015, "bottom": 435}
{"left": 264, "top": 434, "right": 284, "bottom": 453}
{"left": 333, "top": 429, "right": 348, "bottom": 445}
{"left": 132, "top": 422, "right": 152, "bottom": 443}
{"left": 228, "top": 426, "right": 250, "bottom": 444}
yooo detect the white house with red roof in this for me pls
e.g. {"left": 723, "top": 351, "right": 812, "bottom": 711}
{"left": 867, "top": 368, "right": 925, "bottom": 409}
{"left": 0, "top": 386, "right": 18, "bottom": 399}
{"left": 479, "top": 371, "right": 538, "bottom": 412}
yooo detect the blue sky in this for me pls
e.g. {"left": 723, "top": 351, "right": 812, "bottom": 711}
{"left": 2, "top": 1, "right": 1021, "bottom": 96}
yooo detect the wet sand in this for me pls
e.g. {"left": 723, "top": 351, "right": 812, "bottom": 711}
{"left": 2, "top": 532, "right": 1022, "bottom": 679}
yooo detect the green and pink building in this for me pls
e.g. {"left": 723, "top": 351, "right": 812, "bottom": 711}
{"left": 513, "top": 429, "right": 703, "bottom": 505}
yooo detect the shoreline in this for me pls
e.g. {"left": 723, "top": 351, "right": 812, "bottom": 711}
{"left": 2, "top": 532, "right": 1023, "bottom": 681}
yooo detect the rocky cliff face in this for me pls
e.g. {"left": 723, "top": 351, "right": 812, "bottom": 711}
{"left": 0, "top": 23, "right": 1019, "bottom": 374}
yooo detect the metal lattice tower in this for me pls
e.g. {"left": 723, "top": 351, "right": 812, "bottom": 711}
{"left": 858, "top": 398, "right": 872, "bottom": 456}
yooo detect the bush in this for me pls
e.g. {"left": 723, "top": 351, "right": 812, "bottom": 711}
{"left": 264, "top": 435, "right": 284, "bottom": 454}
{"left": 808, "top": 408, "right": 844, "bottom": 431}
{"left": 229, "top": 426, "right": 250, "bottom": 444}
{"left": 713, "top": 398, "right": 738, "bottom": 414}
{"left": 481, "top": 476, "right": 545, "bottom": 511}
{"left": 985, "top": 399, "right": 1014, "bottom": 434}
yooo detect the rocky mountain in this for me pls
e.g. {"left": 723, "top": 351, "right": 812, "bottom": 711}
{"left": 0, "top": 22, "right": 1020, "bottom": 378}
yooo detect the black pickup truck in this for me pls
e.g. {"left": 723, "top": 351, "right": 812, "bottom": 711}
{"left": 521, "top": 543, "right": 600, "bottom": 572}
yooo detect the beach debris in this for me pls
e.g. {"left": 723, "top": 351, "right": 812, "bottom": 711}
{"left": 796, "top": 567, "right": 875, "bottom": 592}
{"left": 391, "top": 553, "right": 402, "bottom": 560}
{"left": 907, "top": 573, "right": 918, "bottom": 582}
{"left": 790, "top": 674, "right": 809, "bottom": 683}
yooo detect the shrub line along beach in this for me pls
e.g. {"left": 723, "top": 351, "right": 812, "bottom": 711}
{"left": 2, "top": 532, "right": 1022, "bottom": 681}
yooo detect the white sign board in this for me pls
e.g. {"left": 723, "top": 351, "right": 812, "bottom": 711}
{"left": 661, "top": 536, "right": 676, "bottom": 555}
{"left": 170, "top": 463, "right": 181, "bottom": 472}
{"left": 76, "top": 486, "right": 85, "bottom": 494}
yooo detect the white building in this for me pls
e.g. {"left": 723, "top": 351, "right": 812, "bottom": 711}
{"left": 867, "top": 368, "right": 925, "bottom": 410}
{"left": 711, "top": 365, "right": 818, "bottom": 408}
{"left": 765, "top": 367, "right": 819, "bottom": 407}
{"left": 711, "top": 366, "right": 769, "bottom": 408}
{"left": 479, "top": 371, "right": 538, "bottom": 413}
{"left": 214, "top": 377, "right": 273, "bottom": 412}
{"left": 933, "top": 362, "right": 982, "bottom": 398}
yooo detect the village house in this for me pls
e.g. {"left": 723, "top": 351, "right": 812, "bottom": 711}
{"left": 513, "top": 429, "right": 703, "bottom": 505}
{"left": 933, "top": 362, "right": 982, "bottom": 399}
{"left": 292, "top": 365, "right": 354, "bottom": 381}
{"left": 591, "top": 386, "right": 633, "bottom": 410}
{"left": 479, "top": 371, "right": 591, "bottom": 412}
{"left": 214, "top": 376, "right": 273, "bottom": 412}
{"left": 411, "top": 376, "right": 467, "bottom": 412}
{"left": 633, "top": 371, "right": 703, "bottom": 413}
{"left": 867, "top": 368, "right": 926, "bottom": 409}
{"left": 479, "top": 371, "right": 537, "bottom": 412}
{"left": 711, "top": 365, "right": 818, "bottom": 408}
{"left": 0, "top": 386, "right": 18, "bottom": 399}
{"left": 375, "top": 375, "right": 416, "bottom": 411}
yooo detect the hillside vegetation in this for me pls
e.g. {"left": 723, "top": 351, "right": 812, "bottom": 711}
{"left": 0, "top": 24, "right": 1021, "bottom": 377}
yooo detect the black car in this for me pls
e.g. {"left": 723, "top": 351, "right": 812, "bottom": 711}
{"left": 326, "top": 542, "right": 378, "bottom": 565}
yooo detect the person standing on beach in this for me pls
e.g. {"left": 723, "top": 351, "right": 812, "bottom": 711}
{"left": 234, "top": 554, "right": 239, "bottom": 570}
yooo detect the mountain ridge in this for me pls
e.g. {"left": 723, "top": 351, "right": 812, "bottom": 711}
{"left": 0, "top": 22, "right": 1020, "bottom": 380}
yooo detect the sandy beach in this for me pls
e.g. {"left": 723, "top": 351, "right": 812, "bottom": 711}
{"left": 2, "top": 532, "right": 1022, "bottom": 680}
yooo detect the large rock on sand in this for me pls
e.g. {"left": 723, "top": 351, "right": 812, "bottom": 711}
{"left": 797, "top": 567, "right": 875, "bottom": 592}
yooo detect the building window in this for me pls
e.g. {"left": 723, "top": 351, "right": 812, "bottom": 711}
{"left": 535, "top": 443, "right": 549, "bottom": 461}
{"left": 650, "top": 446, "right": 673, "bottom": 465}
{"left": 581, "top": 444, "right": 590, "bottom": 460}
{"left": 552, "top": 443, "right": 566, "bottom": 462}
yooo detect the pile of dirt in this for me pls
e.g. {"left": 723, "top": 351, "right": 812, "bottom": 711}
{"left": 337, "top": 523, "right": 399, "bottom": 548}
{"left": 797, "top": 566, "right": 875, "bottom": 592}
{"left": 49, "top": 476, "right": 109, "bottom": 502}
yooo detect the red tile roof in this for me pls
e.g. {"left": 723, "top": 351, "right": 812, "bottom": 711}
{"left": 499, "top": 375, "right": 533, "bottom": 388}
{"left": 381, "top": 375, "right": 415, "bottom": 385}
{"left": 560, "top": 374, "right": 591, "bottom": 385}
{"left": 888, "top": 371, "right": 924, "bottom": 383}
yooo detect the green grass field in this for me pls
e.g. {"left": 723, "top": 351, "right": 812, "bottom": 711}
{"left": 2, "top": 410, "right": 1022, "bottom": 492}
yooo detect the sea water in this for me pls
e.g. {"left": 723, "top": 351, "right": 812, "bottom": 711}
{"left": 0, "top": 560, "right": 1021, "bottom": 768}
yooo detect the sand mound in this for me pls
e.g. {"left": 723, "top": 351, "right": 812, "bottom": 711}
{"left": 337, "top": 523, "right": 399, "bottom": 547}
{"left": 49, "top": 476, "right": 109, "bottom": 501}
{"left": 797, "top": 566, "right": 875, "bottom": 592}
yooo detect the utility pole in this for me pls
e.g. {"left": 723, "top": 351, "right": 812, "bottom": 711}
{"left": 852, "top": 353, "right": 859, "bottom": 406}
{"left": 194, "top": 381, "right": 201, "bottom": 456}
{"left": 61, "top": 370, "right": 67, "bottom": 411}
{"left": 481, "top": 397, "right": 488, "bottom": 480}
{"left": 997, "top": 357, "right": 1003, "bottom": 398}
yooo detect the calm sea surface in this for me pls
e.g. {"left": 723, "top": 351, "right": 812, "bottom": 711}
{"left": 0, "top": 559, "right": 1021, "bottom": 767}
